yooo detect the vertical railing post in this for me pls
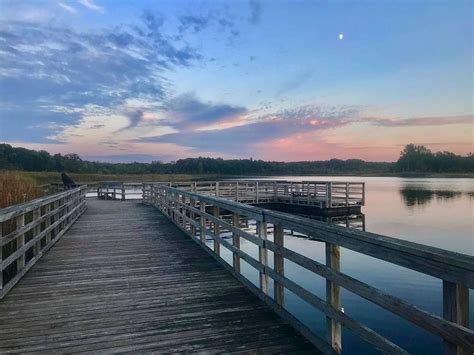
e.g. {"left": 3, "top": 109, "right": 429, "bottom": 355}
{"left": 274, "top": 223, "right": 284, "bottom": 305}
{"left": 232, "top": 213, "right": 240, "bottom": 273}
{"left": 235, "top": 182, "right": 239, "bottom": 202}
{"left": 190, "top": 198, "right": 196, "bottom": 237}
{"left": 200, "top": 201, "right": 206, "bottom": 243}
{"left": 44, "top": 203, "right": 51, "bottom": 244}
{"left": 345, "top": 183, "right": 349, "bottom": 206}
{"left": 443, "top": 281, "right": 469, "bottom": 355}
{"left": 33, "top": 208, "right": 41, "bottom": 256}
{"left": 53, "top": 200, "right": 60, "bottom": 239}
{"left": 290, "top": 183, "right": 294, "bottom": 204}
{"left": 326, "top": 243, "right": 342, "bottom": 353}
{"left": 328, "top": 183, "right": 332, "bottom": 208}
{"left": 16, "top": 214, "right": 25, "bottom": 270}
{"left": 257, "top": 220, "right": 268, "bottom": 295}
{"left": 362, "top": 182, "right": 365, "bottom": 205}
{"left": 256, "top": 181, "right": 259, "bottom": 203}
{"left": 213, "top": 205, "right": 220, "bottom": 256}
{"left": 121, "top": 183, "right": 126, "bottom": 201}
{"left": 273, "top": 181, "right": 277, "bottom": 201}
{"left": 215, "top": 182, "right": 219, "bottom": 197}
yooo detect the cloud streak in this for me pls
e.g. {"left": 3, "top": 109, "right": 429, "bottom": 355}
{"left": 161, "top": 93, "right": 248, "bottom": 130}
{"left": 78, "top": 0, "right": 104, "bottom": 12}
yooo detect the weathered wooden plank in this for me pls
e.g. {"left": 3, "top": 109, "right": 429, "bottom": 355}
{"left": 0, "top": 200, "right": 315, "bottom": 354}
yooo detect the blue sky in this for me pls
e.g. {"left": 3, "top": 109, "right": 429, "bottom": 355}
{"left": 0, "top": 0, "right": 472, "bottom": 162}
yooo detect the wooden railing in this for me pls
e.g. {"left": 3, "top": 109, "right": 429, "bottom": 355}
{"left": 146, "top": 184, "right": 473, "bottom": 354}
{"left": 0, "top": 186, "right": 87, "bottom": 299}
{"left": 143, "top": 180, "right": 365, "bottom": 208}
{"left": 96, "top": 182, "right": 145, "bottom": 200}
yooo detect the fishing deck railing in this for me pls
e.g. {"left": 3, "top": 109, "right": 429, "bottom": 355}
{"left": 145, "top": 184, "right": 473, "bottom": 354}
{"left": 144, "top": 180, "right": 365, "bottom": 208}
{"left": 0, "top": 186, "right": 87, "bottom": 298}
{"left": 43, "top": 180, "right": 365, "bottom": 209}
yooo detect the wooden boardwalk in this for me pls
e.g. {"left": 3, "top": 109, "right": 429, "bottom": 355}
{"left": 0, "top": 199, "right": 314, "bottom": 354}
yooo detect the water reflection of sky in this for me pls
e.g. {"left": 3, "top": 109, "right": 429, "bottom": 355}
{"left": 217, "top": 177, "right": 474, "bottom": 354}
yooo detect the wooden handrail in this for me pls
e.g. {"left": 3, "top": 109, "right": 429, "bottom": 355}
{"left": 147, "top": 184, "right": 473, "bottom": 354}
{"left": 0, "top": 186, "right": 87, "bottom": 299}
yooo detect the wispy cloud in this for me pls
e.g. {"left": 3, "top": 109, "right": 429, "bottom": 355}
{"left": 161, "top": 93, "right": 248, "bottom": 130}
{"left": 58, "top": 2, "right": 77, "bottom": 14}
{"left": 78, "top": 0, "right": 103, "bottom": 12}
{"left": 0, "top": 10, "right": 201, "bottom": 143}
{"left": 367, "top": 115, "right": 473, "bottom": 127}
{"left": 133, "top": 103, "right": 360, "bottom": 154}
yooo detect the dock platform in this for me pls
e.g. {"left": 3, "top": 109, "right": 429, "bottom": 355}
{"left": 0, "top": 200, "right": 314, "bottom": 353}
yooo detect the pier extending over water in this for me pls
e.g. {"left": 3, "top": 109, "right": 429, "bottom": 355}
{"left": 0, "top": 181, "right": 472, "bottom": 354}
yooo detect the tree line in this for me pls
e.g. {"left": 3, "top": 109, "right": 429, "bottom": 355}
{"left": 0, "top": 143, "right": 472, "bottom": 175}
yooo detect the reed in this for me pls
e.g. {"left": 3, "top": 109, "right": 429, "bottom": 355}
{"left": 0, "top": 171, "right": 42, "bottom": 209}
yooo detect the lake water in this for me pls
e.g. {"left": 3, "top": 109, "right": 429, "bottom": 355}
{"left": 214, "top": 177, "right": 473, "bottom": 354}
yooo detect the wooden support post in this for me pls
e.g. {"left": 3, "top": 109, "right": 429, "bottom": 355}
{"left": 215, "top": 182, "right": 219, "bottom": 197}
{"left": 443, "top": 281, "right": 469, "bottom": 355}
{"left": 257, "top": 221, "right": 268, "bottom": 295}
{"left": 235, "top": 182, "right": 239, "bottom": 202}
{"left": 16, "top": 214, "right": 25, "bottom": 271}
{"left": 44, "top": 203, "right": 51, "bottom": 244}
{"left": 273, "top": 181, "right": 277, "bottom": 201}
{"left": 53, "top": 200, "right": 60, "bottom": 238}
{"left": 326, "top": 243, "right": 342, "bottom": 353}
{"left": 362, "top": 182, "right": 365, "bottom": 205}
{"left": 33, "top": 208, "right": 41, "bottom": 256}
{"left": 345, "top": 183, "right": 349, "bottom": 206}
{"left": 328, "top": 183, "right": 332, "bottom": 208}
{"left": 256, "top": 181, "right": 259, "bottom": 203}
{"left": 190, "top": 198, "right": 196, "bottom": 236}
{"left": 232, "top": 213, "right": 240, "bottom": 273}
{"left": 121, "top": 184, "right": 126, "bottom": 201}
{"left": 213, "top": 205, "right": 220, "bottom": 256}
{"left": 274, "top": 224, "right": 284, "bottom": 305}
{"left": 200, "top": 202, "right": 206, "bottom": 243}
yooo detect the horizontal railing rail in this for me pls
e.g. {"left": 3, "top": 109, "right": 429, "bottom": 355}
{"left": 146, "top": 184, "right": 473, "bottom": 354}
{"left": 0, "top": 186, "right": 87, "bottom": 299}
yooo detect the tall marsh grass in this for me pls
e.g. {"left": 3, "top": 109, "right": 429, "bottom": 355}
{"left": 0, "top": 171, "right": 42, "bottom": 209}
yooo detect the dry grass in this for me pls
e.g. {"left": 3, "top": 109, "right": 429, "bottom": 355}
{"left": 0, "top": 171, "right": 42, "bottom": 209}
{"left": 16, "top": 171, "right": 213, "bottom": 185}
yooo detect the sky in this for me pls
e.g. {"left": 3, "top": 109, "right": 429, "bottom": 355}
{"left": 0, "top": 0, "right": 472, "bottom": 162}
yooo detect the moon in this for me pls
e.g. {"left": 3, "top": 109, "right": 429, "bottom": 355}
{"left": 339, "top": 33, "right": 344, "bottom": 40}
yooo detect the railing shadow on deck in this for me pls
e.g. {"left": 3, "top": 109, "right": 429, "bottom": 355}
{"left": 0, "top": 186, "right": 87, "bottom": 298}
{"left": 144, "top": 184, "right": 473, "bottom": 355}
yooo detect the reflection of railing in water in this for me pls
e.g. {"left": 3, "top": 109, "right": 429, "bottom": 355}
{"left": 145, "top": 184, "right": 473, "bottom": 354}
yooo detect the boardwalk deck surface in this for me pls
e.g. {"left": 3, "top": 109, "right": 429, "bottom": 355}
{"left": 0, "top": 199, "right": 314, "bottom": 354}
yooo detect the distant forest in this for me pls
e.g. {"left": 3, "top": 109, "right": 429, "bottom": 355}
{"left": 0, "top": 143, "right": 472, "bottom": 175}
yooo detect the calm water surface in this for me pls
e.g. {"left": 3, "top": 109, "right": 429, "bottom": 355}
{"left": 217, "top": 177, "right": 473, "bottom": 354}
